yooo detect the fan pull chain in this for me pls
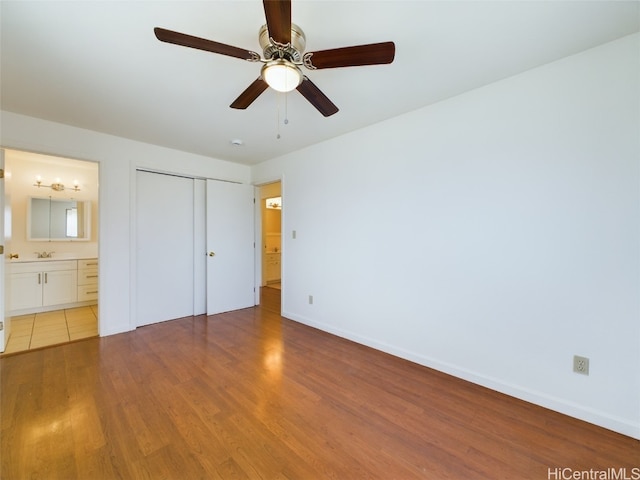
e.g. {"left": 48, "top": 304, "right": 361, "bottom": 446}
{"left": 276, "top": 92, "right": 290, "bottom": 139}
{"left": 284, "top": 91, "right": 289, "bottom": 126}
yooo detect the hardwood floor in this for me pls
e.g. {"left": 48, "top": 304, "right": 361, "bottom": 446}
{"left": 2, "top": 289, "right": 638, "bottom": 479}
{"left": 261, "top": 284, "right": 282, "bottom": 314}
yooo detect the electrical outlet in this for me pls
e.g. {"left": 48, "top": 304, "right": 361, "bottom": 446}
{"left": 308, "top": 295, "right": 313, "bottom": 305}
{"left": 573, "top": 355, "right": 589, "bottom": 375}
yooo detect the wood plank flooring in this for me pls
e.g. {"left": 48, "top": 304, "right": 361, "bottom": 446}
{"left": 1, "top": 289, "right": 638, "bottom": 479}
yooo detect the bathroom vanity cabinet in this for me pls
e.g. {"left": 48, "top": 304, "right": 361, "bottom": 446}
{"left": 265, "top": 252, "right": 281, "bottom": 284}
{"left": 8, "top": 258, "right": 98, "bottom": 315}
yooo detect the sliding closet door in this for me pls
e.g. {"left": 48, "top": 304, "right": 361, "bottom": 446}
{"left": 136, "top": 170, "right": 196, "bottom": 326}
{"left": 206, "top": 179, "right": 255, "bottom": 315}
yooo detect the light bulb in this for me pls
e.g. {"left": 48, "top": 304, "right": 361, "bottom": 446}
{"left": 262, "top": 60, "right": 302, "bottom": 93}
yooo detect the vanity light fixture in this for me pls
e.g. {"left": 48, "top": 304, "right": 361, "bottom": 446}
{"left": 265, "top": 196, "right": 282, "bottom": 209}
{"left": 33, "top": 175, "right": 80, "bottom": 192}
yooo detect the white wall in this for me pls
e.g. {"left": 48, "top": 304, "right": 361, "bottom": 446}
{"left": 252, "top": 34, "right": 640, "bottom": 438}
{"left": 1, "top": 112, "right": 251, "bottom": 336}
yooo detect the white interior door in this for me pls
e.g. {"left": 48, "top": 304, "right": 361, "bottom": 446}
{"left": 206, "top": 180, "right": 255, "bottom": 315}
{"left": 0, "top": 148, "right": 11, "bottom": 353}
{"left": 0, "top": 149, "right": 8, "bottom": 351}
{"left": 136, "top": 170, "right": 196, "bottom": 326}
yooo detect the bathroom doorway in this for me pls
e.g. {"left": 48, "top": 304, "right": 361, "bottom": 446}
{"left": 259, "top": 181, "right": 281, "bottom": 313}
{"left": 3, "top": 150, "right": 99, "bottom": 355}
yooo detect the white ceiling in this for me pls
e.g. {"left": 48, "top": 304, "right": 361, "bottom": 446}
{"left": 2, "top": 1, "right": 638, "bottom": 166}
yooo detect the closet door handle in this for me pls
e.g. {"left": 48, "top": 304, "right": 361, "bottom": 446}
{"left": 44, "top": 273, "right": 48, "bottom": 283}
{"left": 208, "top": 252, "right": 216, "bottom": 257}
{"left": 38, "top": 273, "right": 41, "bottom": 284}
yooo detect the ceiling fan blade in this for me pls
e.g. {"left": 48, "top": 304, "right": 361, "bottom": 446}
{"left": 303, "top": 42, "right": 395, "bottom": 69}
{"left": 296, "top": 77, "right": 338, "bottom": 117}
{"left": 230, "top": 78, "right": 269, "bottom": 109}
{"left": 154, "top": 27, "right": 259, "bottom": 61}
{"left": 263, "top": 0, "right": 291, "bottom": 45}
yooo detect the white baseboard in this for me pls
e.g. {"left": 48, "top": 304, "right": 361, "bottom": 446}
{"left": 282, "top": 310, "right": 640, "bottom": 440}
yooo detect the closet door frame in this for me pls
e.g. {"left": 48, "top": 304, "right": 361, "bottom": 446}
{"left": 133, "top": 169, "right": 254, "bottom": 328}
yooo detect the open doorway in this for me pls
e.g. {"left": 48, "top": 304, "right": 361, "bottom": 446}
{"left": 3, "top": 150, "right": 99, "bottom": 354}
{"left": 259, "top": 181, "right": 281, "bottom": 313}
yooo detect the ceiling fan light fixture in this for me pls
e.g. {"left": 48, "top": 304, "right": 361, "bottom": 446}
{"left": 262, "top": 59, "right": 302, "bottom": 93}
{"left": 155, "top": 5, "right": 394, "bottom": 116}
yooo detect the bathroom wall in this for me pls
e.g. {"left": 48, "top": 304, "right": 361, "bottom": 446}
{"left": 260, "top": 182, "right": 282, "bottom": 253}
{"left": 5, "top": 149, "right": 99, "bottom": 260}
{"left": 260, "top": 182, "right": 282, "bottom": 286}
{"left": 264, "top": 208, "right": 282, "bottom": 252}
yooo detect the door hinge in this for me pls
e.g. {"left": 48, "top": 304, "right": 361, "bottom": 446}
{"left": 0, "top": 169, "right": 4, "bottom": 179}
{"left": 0, "top": 322, "right": 4, "bottom": 331}
{"left": 0, "top": 245, "right": 3, "bottom": 255}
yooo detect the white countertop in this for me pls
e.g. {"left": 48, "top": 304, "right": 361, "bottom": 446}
{"left": 10, "top": 255, "right": 98, "bottom": 263}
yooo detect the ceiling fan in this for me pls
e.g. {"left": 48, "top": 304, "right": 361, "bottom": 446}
{"left": 154, "top": 0, "right": 395, "bottom": 117}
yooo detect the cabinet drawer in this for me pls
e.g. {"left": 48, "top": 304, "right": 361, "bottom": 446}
{"left": 78, "top": 284, "right": 99, "bottom": 302}
{"left": 78, "top": 268, "right": 99, "bottom": 285}
{"left": 79, "top": 259, "right": 99, "bottom": 269}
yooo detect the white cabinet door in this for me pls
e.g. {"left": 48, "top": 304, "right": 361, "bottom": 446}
{"left": 265, "top": 253, "right": 281, "bottom": 282}
{"left": 9, "top": 272, "right": 42, "bottom": 311}
{"left": 206, "top": 180, "right": 255, "bottom": 315}
{"left": 42, "top": 269, "right": 77, "bottom": 306}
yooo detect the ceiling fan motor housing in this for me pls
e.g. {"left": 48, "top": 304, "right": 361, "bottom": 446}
{"left": 259, "top": 23, "right": 306, "bottom": 62}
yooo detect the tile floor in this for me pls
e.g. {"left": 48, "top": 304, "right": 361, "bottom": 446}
{"left": 3, "top": 305, "right": 98, "bottom": 355}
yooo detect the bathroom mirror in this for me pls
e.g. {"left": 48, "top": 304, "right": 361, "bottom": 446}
{"left": 27, "top": 197, "right": 91, "bottom": 241}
